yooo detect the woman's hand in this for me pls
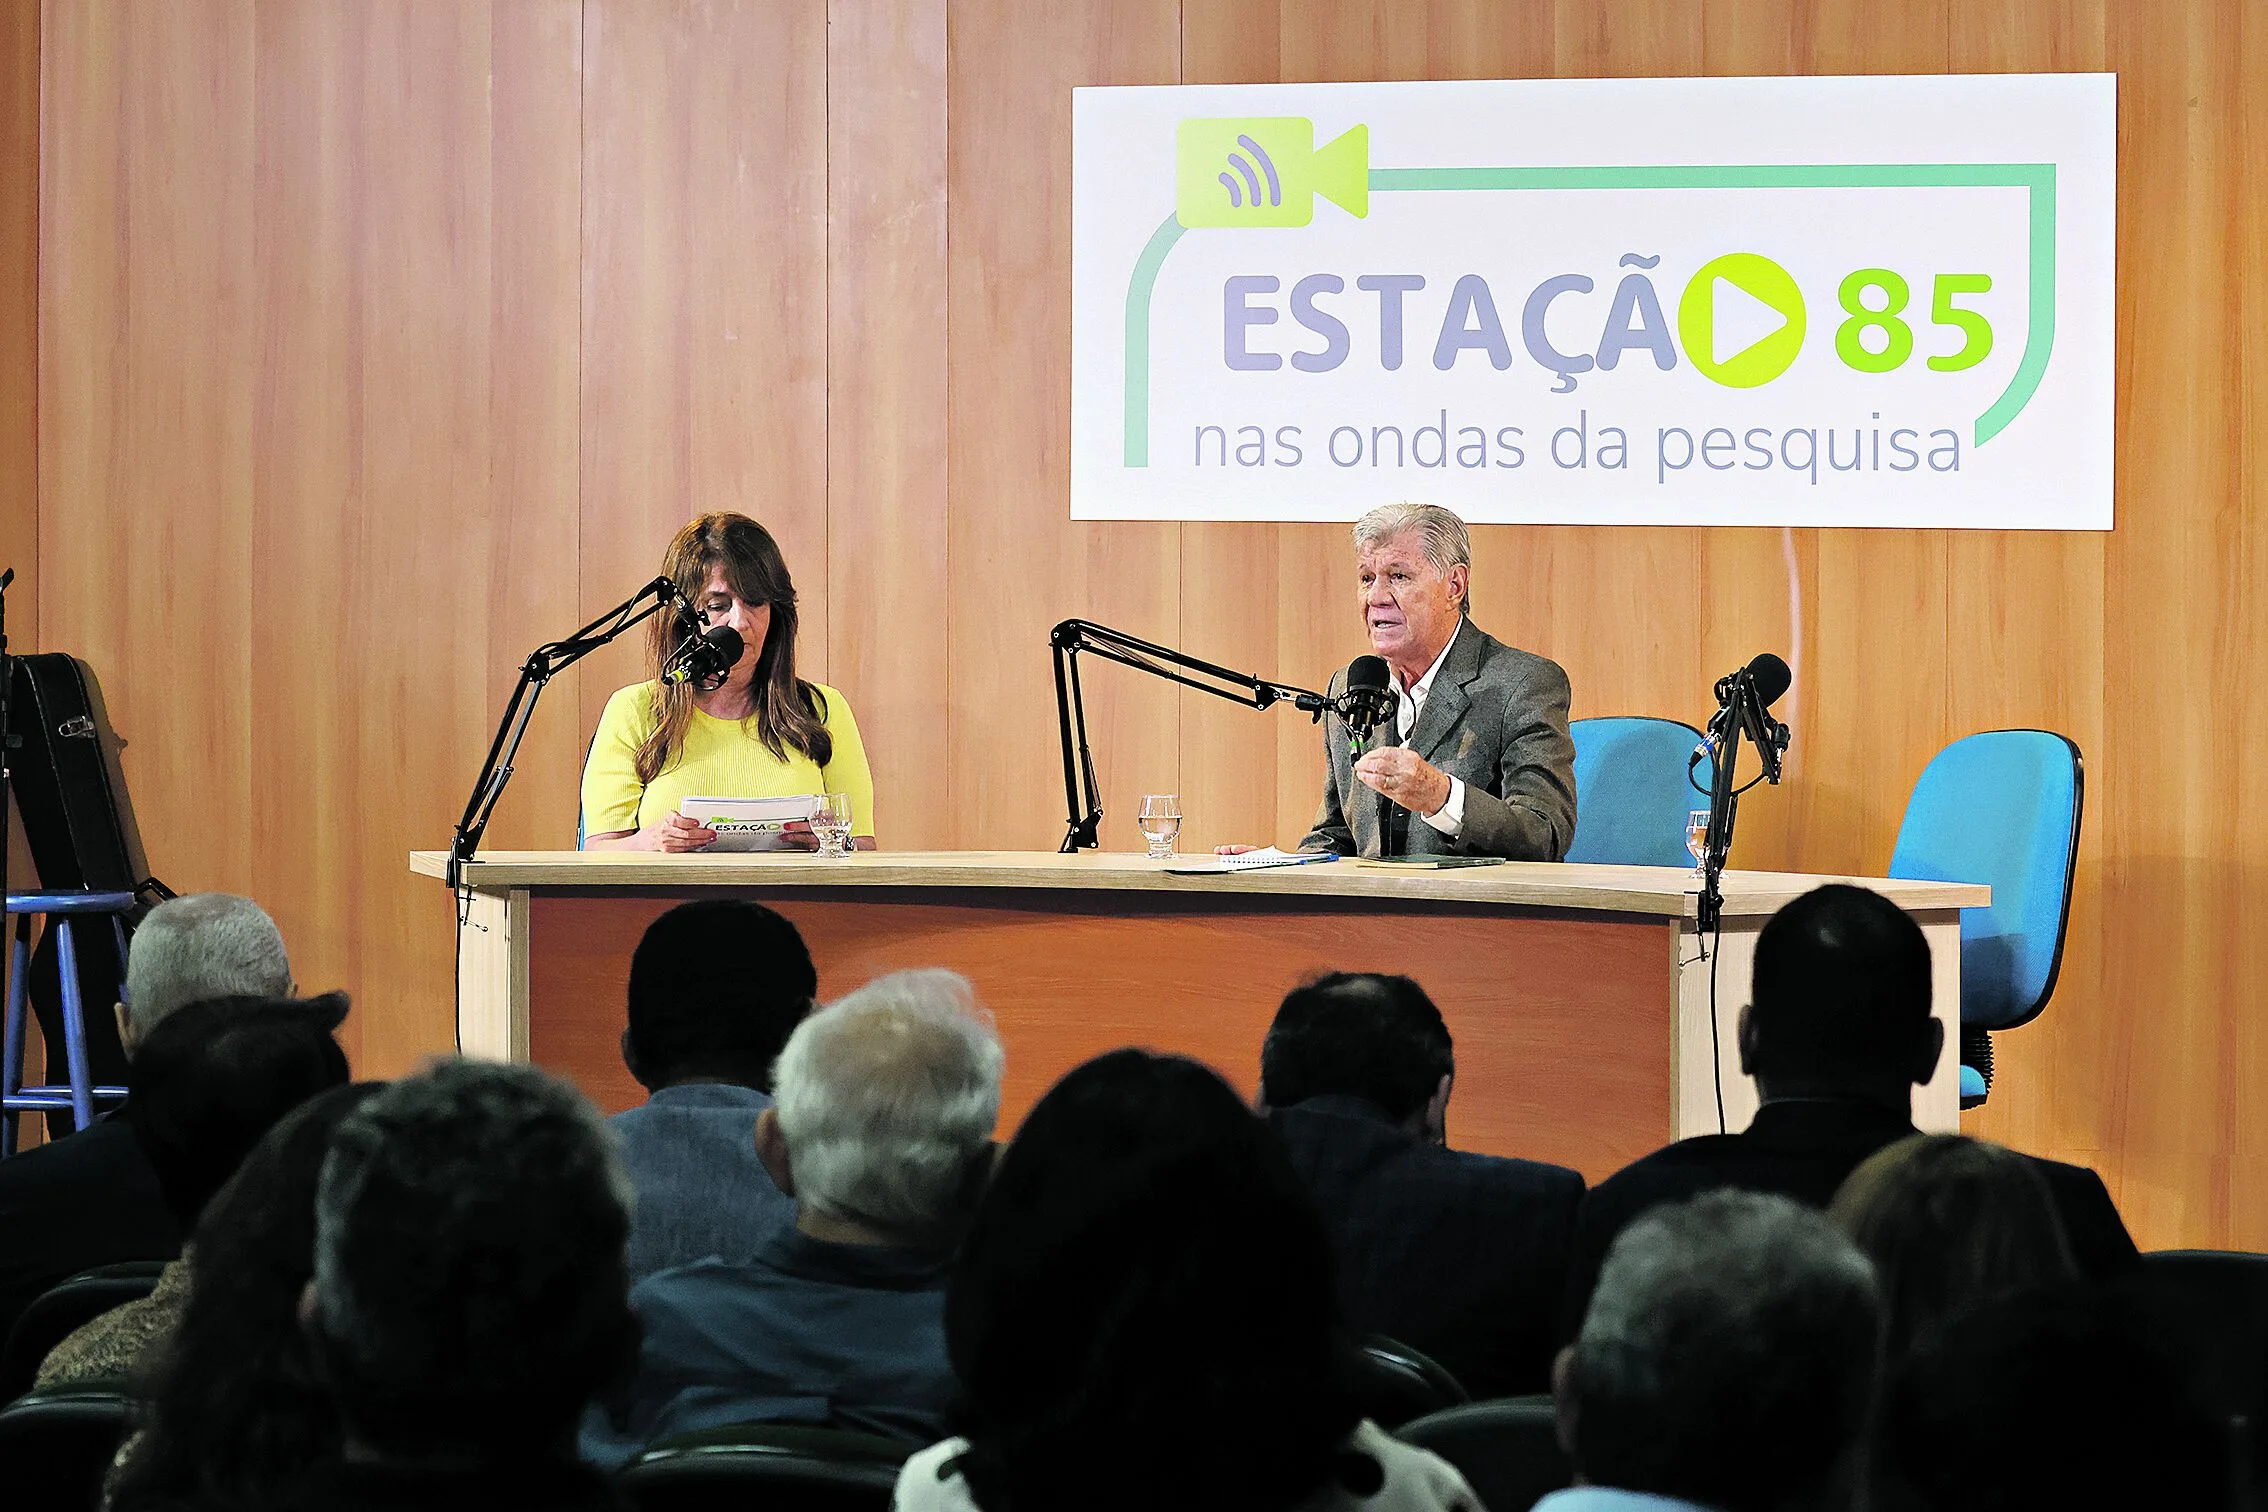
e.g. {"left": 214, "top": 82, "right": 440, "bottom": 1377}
{"left": 640, "top": 813, "right": 717, "bottom": 852}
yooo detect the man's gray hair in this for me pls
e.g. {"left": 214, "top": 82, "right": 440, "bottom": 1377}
{"left": 1571, "top": 1189, "right": 1880, "bottom": 1508}
{"left": 772, "top": 968, "right": 1004, "bottom": 1236}
{"left": 311, "top": 1059, "right": 634, "bottom": 1455}
{"left": 1352, "top": 502, "right": 1472, "bottom": 579}
{"left": 124, "top": 893, "right": 293, "bottom": 1034}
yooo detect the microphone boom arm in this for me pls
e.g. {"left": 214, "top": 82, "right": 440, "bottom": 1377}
{"left": 1697, "top": 664, "right": 1792, "bottom": 932}
{"left": 1051, "top": 618, "right": 1332, "bottom": 854}
{"left": 447, "top": 576, "right": 682, "bottom": 889}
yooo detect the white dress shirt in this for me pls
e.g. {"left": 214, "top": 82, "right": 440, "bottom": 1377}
{"left": 1395, "top": 621, "right": 1465, "bottom": 836}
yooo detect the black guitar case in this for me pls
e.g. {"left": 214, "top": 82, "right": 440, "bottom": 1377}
{"left": 6, "top": 655, "right": 172, "bottom": 1134}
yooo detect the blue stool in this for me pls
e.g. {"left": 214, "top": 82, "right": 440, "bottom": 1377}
{"left": 3, "top": 891, "right": 136, "bottom": 1156}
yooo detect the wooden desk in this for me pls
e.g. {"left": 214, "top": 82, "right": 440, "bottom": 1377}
{"left": 410, "top": 850, "right": 1984, "bottom": 1183}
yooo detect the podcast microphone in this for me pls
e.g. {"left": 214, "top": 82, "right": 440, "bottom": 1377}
{"left": 662, "top": 624, "right": 744, "bottom": 688}
{"left": 1733, "top": 652, "right": 1790, "bottom": 756}
{"left": 1338, "top": 655, "right": 1396, "bottom": 754}
{"left": 1713, "top": 652, "right": 1789, "bottom": 708}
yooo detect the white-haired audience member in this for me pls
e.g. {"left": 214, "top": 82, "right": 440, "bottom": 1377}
{"left": 290, "top": 1060, "right": 636, "bottom": 1512}
{"left": 583, "top": 968, "right": 1003, "bottom": 1465}
{"left": 0, "top": 892, "right": 295, "bottom": 1345}
{"left": 1541, "top": 1189, "right": 1879, "bottom": 1512}
{"left": 118, "top": 892, "right": 296, "bottom": 1050}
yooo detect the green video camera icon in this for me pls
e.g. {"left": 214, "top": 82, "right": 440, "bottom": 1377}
{"left": 1175, "top": 117, "right": 1369, "bottom": 229}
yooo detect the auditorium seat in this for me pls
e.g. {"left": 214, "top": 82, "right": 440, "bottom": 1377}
{"left": 1347, "top": 1333, "right": 1468, "bottom": 1430}
{"left": 1397, "top": 1397, "right": 1571, "bottom": 1512}
{"left": 1566, "top": 717, "right": 1712, "bottom": 868}
{"left": 0, "top": 1261, "right": 165, "bottom": 1402}
{"left": 0, "top": 1387, "right": 133, "bottom": 1511}
{"left": 2141, "top": 1248, "right": 2268, "bottom": 1497}
{"left": 615, "top": 1422, "right": 913, "bottom": 1512}
{"left": 1888, "top": 729, "right": 2083, "bottom": 1108}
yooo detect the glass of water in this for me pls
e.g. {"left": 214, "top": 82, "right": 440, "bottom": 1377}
{"left": 1685, "top": 807, "right": 1712, "bottom": 877}
{"left": 812, "top": 791, "right": 855, "bottom": 858}
{"left": 1137, "top": 793, "right": 1183, "bottom": 860}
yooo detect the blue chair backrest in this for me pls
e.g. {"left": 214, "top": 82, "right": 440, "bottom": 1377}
{"left": 1567, "top": 716, "right": 1713, "bottom": 868}
{"left": 1888, "top": 729, "right": 2081, "bottom": 1031}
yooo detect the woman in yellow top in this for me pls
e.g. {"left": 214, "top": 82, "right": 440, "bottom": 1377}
{"left": 582, "top": 513, "right": 876, "bottom": 852}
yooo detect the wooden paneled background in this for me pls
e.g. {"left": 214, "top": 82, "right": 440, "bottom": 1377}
{"left": 5, "top": 0, "right": 2263, "bottom": 1247}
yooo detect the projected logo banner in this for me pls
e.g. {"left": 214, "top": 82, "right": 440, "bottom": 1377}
{"left": 1071, "top": 75, "right": 2115, "bottom": 528}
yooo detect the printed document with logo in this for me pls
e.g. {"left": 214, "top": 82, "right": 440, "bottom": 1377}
{"left": 678, "top": 794, "right": 819, "bottom": 852}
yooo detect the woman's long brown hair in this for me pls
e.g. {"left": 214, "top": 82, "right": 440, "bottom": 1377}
{"left": 633, "top": 513, "right": 833, "bottom": 786}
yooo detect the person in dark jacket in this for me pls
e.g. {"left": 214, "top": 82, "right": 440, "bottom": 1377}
{"left": 1563, "top": 884, "right": 2136, "bottom": 1331}
{"left": 0, "top": 893, "right": 294, "bottom": 1344}
{"left": 1262, "top": 971, "right": 1585, "bottom": 1396}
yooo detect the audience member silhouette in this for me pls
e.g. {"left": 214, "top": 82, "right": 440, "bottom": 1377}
{"left": 106, "top": 1081, "right": 387, "bottom": 1512}
{"left": 1869, "top": 1284, "right": 2228, "bottom": 1512}
{"left": 1827, "top": 1132, "right": 2078, "bottom": 1361}
{"left": 1261, "top": 970, "right": 1584, "bottom": 1396}
{"left": 611, "top": 898, "right": 815, "bottom": 1279}
{"left": 0, "top": 893, "right": 294, "bottom": 1344}
{"left": 1542, "top": 1189, "right": 1878, "bottom": 1512}
{"left": 1564, "top": 884, "right": 2135, "bottom": 1326}
{"left": 586, "top": 968, "right": 1000, "bottom": 1463}
{"left": 289, "top": 1061, "right": 636, "bottom": 1511}
{"left": 37, "top": 992, "right": 352, "bottom": 1388}
{"left": 896, "top": 1049, "right": 1480, "bottom": 1512}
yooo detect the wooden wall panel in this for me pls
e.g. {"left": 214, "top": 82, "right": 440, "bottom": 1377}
{"left": 30, "top": 0, "right": 2268, "bottom": 1248}
{"left": 826, "top": 0, "right": 951, "bottom": 852}
{"left": 2084, "top": 0, "right": 2264, "bottom": 1246}
{"left": 0, "top": 0, "right": 32, "bottom": 648}
{"left": 945, "top": 0, "right": 1181, "bottom": 857}
{"left": 41, "top": 0, "right": 261, "bottom": 904}
{"left": 579, "top": 0, "right": 829, "bottom": 738}
{"left": 41, "top": 0, "right": 582, "bottom": 1073}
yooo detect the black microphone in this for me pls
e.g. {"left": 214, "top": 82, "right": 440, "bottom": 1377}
{"left": 1735, "top": 652, "right": 1790, "bottom": 755}
{"left": 1338, "top": 655, "right": 1397, "bottom": 737}
{"left": 1713, "top": 652, "right": 1788, "bottom": 707}
{"left": 662, "top": 624, "right": 744, "bottom": 688}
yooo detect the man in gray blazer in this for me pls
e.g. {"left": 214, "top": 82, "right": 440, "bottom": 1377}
{"left": 1298, "top": 503, "right": 1576, "bottom": 861}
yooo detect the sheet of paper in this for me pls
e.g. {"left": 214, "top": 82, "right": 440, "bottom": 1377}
{"left": 678, "top": 794, "right": 819, "bottom": 853}
{"left": 1162, "top": 847, "right": 1339, "bottom": 875}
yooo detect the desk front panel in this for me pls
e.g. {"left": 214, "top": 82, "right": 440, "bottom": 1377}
{"left": 525, "top": 886, "right": 1676, "bottom": 1181}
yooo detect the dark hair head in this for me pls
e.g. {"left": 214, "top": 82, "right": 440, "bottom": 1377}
{"left": 947, "top": 1050, "right": 1358, "bottom": 1512}
{"left": 637, "top": 512, "right": 832, "bottom": 783}
{"left": 310, "top": 1060, "right": 635, "bottom": 1462}
{"left": 128, "top": 993, "right": 353, "bottom": 1226}
{"left": 1571, "top": 1190, "right": 1880, "bottom": 1512}
{"left": 108, "top": 1082, "right": 387, "bottom": 1512}
{"left": 1259, "top": 972, "right": 1453, "bottom": 1123}
{"left": 624, "top": 900, "right": 816, "bottom": 1090}
{"left": 1748, "top": 884, "right": 1935, "bottom": 1092}
{"left": 1828, "top": 1134, "right": 2077, "bottom": 1361}
{"left": 1870, "top": 1285, "right": 2227, "bottom": 1512}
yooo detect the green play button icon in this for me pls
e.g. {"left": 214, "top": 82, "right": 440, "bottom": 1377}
{"left": 1679, "top": 253, "right": 1806, "bottom": 388}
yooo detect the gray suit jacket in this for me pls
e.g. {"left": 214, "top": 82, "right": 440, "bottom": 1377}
{"left": 1299, "top": 621, "right": 1577, "bottom": 861}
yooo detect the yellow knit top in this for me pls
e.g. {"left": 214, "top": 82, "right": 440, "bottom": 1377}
{"left": 581, "top": 680, "right": 876, "bottom": 840}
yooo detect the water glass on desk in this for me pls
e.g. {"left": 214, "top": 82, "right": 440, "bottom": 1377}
{"left": 1137, "top": 794, "right": 1182, "bottom": 860}
{"left": 813, "top": 792, "right": 855, "bottom": 858}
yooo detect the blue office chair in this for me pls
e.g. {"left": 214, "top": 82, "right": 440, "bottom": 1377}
{"left": 1887, "top": 730, "right": 2082, "bottom": 1110}
{"left": 1567, "top": 716, "right": 1713, "bottom": 868}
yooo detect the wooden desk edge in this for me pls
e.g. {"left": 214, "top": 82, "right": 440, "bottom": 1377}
{"left": 410, "top": 850, "right": 1987, "bottom": 918}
